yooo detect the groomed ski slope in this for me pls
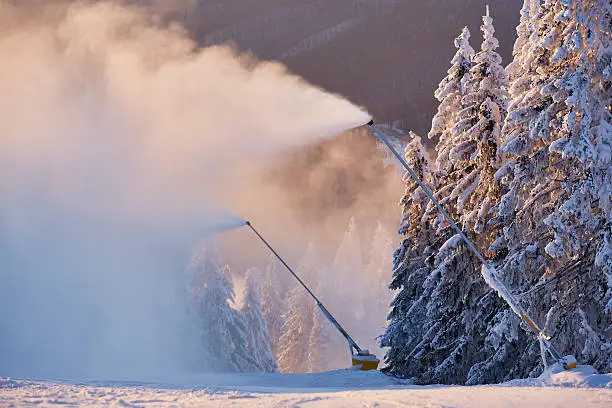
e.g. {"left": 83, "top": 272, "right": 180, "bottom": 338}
{"left": 2, "top": 366, "right": 610, "bottom": 407}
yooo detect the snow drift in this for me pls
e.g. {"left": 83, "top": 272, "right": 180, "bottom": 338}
{"left": 0, "top": 1, "right": 368, "bottom": 379}
{"left": 0, "top": 368, "right": 610, "bottom": 407}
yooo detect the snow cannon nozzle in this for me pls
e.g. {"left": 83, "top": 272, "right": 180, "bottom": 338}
{"left": 366, "top": 119, "right": 375, "bottom": 126}
{"left": 245, "top": 220, "right": 251, "bottom": 226}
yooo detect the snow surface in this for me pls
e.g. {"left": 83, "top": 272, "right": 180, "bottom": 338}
{"left": 2, "top": 368, "right": 610, "bottom": 407}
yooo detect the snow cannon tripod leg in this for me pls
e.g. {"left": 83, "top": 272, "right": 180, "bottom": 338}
{"left": 521, "top": 312, "right": 577, "bottom": 370}
{"left": 367, "top": 120, "right": 577, "bottom": 371}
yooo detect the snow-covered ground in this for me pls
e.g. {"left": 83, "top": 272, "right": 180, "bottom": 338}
{"left": 2, "top": 366, "right": 610, "bottom": 407}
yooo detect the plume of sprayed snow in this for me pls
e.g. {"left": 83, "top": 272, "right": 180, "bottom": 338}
{"left": 0, "top": 1, "right": 368, "bottom": 379}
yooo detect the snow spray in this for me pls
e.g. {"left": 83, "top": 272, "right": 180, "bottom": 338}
{"left": 0, "top": 1, "right": 368, "bottom": 378}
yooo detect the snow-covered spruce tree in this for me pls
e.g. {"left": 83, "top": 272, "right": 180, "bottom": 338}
{"left": 277, "top": 243, "right": 319, "bottom": 373}
{"left": 380, "top": 134, "right": 440, "bottom": 378}
{"left": 188, "top": 241, "right": 259, "bottom": 372}
{"left": 487, "top": 0, "right": 612, "bottom": 380}
{"left": 241, "top": 267, "right": 278, "bottom": 373}
{"left": 278, "top": 283, "right": 312, "bottom": 373}
{"left": 499, "top": 0, "right": 542, "bottom": 166}
{"left": 505, "top": 0, "right": 536, "bottom": 85}
{"left": 260, "top": 252, "right": 286, "bottom": 360}
{"left": 590, "top": 2, "right": 612, "bottom": 323}
{"left": 424, "top": 25, "right": 475, "bottom": 234}
{"left": 543, "top": 0, "right": 612, "bottom": 371}
{"left": 448, "top": 5, "right": 509, "bottom": 234}
{"left": 385, "top": 9, "right": 510, "bottom": 384}
{"left": 429, "top": 27, "right": 475, "bottom": 169}
{"left": 464, "top": 0, "right": 549, "bottom": 384}
{"left": 226, "top": 299, "right": 263, "bottom": 372}
{"left": 431, "top": 6, "right": 508, "bottom": 385}
{"left": 187, "top": 241, "right": 232, "bottom": 372}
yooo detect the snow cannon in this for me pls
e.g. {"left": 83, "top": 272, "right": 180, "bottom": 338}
{"left": 352, "top": 350, "right": 380, "bottom": 371}
{"left": 366, "top": 119, "right": 577, "bottom": 372}
{"left": 245, "top": 221, "right": 380, "bottom": 371}
{"left": 559, "top": 355, "right": 577, "bottom": 370}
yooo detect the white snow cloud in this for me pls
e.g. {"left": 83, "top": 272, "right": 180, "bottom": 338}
{"left": 0, "top": 0, "right": 368, "bottom": 378}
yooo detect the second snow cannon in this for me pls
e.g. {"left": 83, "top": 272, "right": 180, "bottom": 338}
{"left": 245, "top": 221, "right": 380, "bottom": 371}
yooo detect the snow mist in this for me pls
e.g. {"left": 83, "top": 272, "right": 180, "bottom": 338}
{"left": 0, "top": 1, "right": 369, "bottom": 379}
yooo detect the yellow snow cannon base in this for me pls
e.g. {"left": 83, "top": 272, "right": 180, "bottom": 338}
{"left": 561, "top": 355, "right": 577, "bottom": 370}
{"left": 352, "top": 350, "right": 380, "bottom": 371}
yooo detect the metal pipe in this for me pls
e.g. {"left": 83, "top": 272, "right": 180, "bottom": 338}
{"left": 245, "top": 221, "right": 363, "bottom": 354}
{"left": 368, "top": 120, "right": 570, "bottom": 368}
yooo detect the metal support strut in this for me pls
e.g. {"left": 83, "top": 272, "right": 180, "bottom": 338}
{"left": 245, "top": 221, "right": 363, "bottom": 356}
{"left": 367, "top": 120, "right": 575, "bottom": 370}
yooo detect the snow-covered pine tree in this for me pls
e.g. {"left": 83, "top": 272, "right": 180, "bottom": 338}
{"left": 590, "top": 1, "right": 612, "bottom": 299}
{"left": 506, "top": 0, "right": 536, "bottom": 85}
{"left": 484, "top": 0, "right": 612, "bottom": 380}
{"left": 425, "top": 6, "right": 512, "bottom": 384}
{"left": 277, "top": 243, "right": 319, "bottom": 373}
{"left": 226, "top": 287, "right": 263, "bottom": 372}
{"left": 188, "top": 240, "right": 258, "bottom": 372}
{"left": 429, "top": 7, "right": 509, "bottom": 384}
{"left": 425, "top": 27, "right": 475, "bottom": 236}
{"left": 538, "top": 0, "right": 605, "bottom": 260}
{"left": 241, "top": 267, "right": 278, "bottom": 373}
{"left": 429, "top": 27, "right": 475, "bottom": 170}
{"left": 449, "top": 5, "right": 508, "bottom": 234}
{"left": 278, "top": 283, "right": 312, "bottom": 373}
{"left": 260, "top": 252, "right": 286, "bottom": 360}
{"left": 381, "top": 134, "right": 440, "bottom": 378}
{"left": 385, "top": 8, "right": 510, "bottom": 384}
{"left": 590, "top": 0, "right": 612, "bottom": 228}
{"left": 569, "top": 0, "right": 612, "bottom": 371}
{"left": 187, "top": 240, "right": 233, "bottom": 372}
{"left": 463, "top": 1, "right": 551, "bottom": 384}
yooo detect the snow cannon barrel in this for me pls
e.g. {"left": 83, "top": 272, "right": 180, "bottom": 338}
{"left": 352, "top": 350, "right": 380, "bottom": 371}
